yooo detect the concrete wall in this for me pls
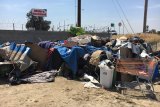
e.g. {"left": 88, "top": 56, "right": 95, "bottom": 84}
{"left": 0, "top": 30, "right": 110, "bottom": 43}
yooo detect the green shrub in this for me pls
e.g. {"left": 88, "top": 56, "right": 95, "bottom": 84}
{"left": 69, "top": 26, "right": 85, "bottom": 36}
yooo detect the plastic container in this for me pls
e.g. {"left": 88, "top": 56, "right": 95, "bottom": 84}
{"left": 98, "top": 60, "right": 114, "bottom": 88}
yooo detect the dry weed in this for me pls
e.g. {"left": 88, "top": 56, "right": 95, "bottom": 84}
{"left": 112, "top": 33, "right": 160, "bottom": 44}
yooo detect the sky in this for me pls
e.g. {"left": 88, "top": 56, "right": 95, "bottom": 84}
{"left": 0, "top": 0, "right": 159, "bottom": 33}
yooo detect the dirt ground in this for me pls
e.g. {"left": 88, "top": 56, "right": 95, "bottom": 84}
{"left": 0, "top": 77, "right": 160, "bottom": 107}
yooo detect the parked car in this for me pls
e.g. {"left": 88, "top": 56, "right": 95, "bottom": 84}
{"left": 109, "top": 30, "right": 117, "bottom": 35}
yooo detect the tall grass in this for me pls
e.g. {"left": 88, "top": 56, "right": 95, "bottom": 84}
{"left": 112, "top": 33, "right": 160, "bottom": 44}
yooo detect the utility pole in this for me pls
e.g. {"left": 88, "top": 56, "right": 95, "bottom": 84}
{"left": 143, "top": 0, "right": 148, "bottom": 33}
{"left": 77, "top": 0, "right": 81, "bottom": 27}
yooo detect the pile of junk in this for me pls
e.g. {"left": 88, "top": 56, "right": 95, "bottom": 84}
{"left": 0, "top": 34, "right": 160, "bottom": 93}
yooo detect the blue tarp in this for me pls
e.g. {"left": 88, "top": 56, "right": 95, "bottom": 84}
{"left": 54, "top": 46, "right": 85, "bottom": 75}
{"left": 54, "top": 45, "right": 112, "bottom": 75}
{"left": 82, "top": 45, "right": 111, "bottom": 54}
{"left": 38, "top": 41, "right": 112, "bottom": 75}
{"left": 153, "top": 64, "right": 159, "bottom": 80}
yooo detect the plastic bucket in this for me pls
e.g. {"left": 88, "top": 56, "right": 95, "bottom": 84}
{"left": 98, "top": 60, "right": 114, "bottom": 88}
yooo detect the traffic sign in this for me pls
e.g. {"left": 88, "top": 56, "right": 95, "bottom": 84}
{"left": 118, "top": 22, "right": 122, "bottom": 27}
{"left": 111, "top": 23, "right": 114, "bottom": 27}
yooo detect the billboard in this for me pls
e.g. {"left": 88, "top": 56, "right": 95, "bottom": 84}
{"left": 31, "top": 9, "right": 47, "bottom": 17}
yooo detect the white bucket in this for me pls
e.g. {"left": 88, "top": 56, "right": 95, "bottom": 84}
{"left": 98, "top": 60, "right": 114, "bottom": 88}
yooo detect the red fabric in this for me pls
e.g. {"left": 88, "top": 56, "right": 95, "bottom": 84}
{"left": 64, "top": 40, "right": 68, "bottom": 44}
{"left": 47, "top": 48, "right": 54, "bottom": 59}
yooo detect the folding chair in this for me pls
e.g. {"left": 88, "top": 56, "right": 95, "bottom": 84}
{"left": 115, "top": 58, "right": 158, "bottom": 95}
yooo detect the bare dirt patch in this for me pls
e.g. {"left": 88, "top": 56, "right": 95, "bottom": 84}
{"left": 0, "top": 77, "right": 160, "bottom": 107}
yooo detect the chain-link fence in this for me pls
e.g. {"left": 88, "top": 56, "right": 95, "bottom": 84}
{"left": 0, "top": 22, "right": 111, "bottom": 33}
{"left": 0, "top": 23, "right": 74, "bottom": 31}
{"left": 0, "top": 23, "right": 27, "bottom": 30}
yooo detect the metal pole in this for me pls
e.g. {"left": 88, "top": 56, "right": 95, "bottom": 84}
{"left": 13, "top": 23, "right": 15, "bottom": 30}
{"left": 77, "top": 0, "right": 81, "bottom": 27}
{"left": 57, "top": 25, "right": 58, "bottom": 31}
{"left": 108, "top": 27, "right": 109, "bottom": 34}
{"left": 123, "top": 23, "right": 124, "bottom": 35}
{"left": 53, "top": 25, "right": 54, "bottom": 31}
{"left": 64, "top": 20, "right": 65, "bottom": 31}
{"left": 94, "top": 24, "right": 95, "bottom": 32}
{"left": 143, "top": 0, "right": 148, "bottom": 33}
{"left": 59, "top": 22, "right": 60, "bottom": 31}
{"left": 22, "top": 24, "right": 23, "bottom": 30}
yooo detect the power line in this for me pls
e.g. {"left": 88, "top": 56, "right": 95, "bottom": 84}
{"left": 114, "top": 0, "right": 135, "bottom": 34}
{"left": 112, "top": 0, "right": 129, "bottom": 34}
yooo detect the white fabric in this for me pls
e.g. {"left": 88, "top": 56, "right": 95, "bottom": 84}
{"left": 140, "top": 50, "right": 151, "bottom": 58}
{"left": 82, "top": 74, "right": 100, "bottom": 88}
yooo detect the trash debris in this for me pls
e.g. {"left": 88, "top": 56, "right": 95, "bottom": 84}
{"left": 20, "top": 70, "right": 58, "bottom": 83}
{"left": 0, "top": 34, "right": 159, "bottom": 94}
